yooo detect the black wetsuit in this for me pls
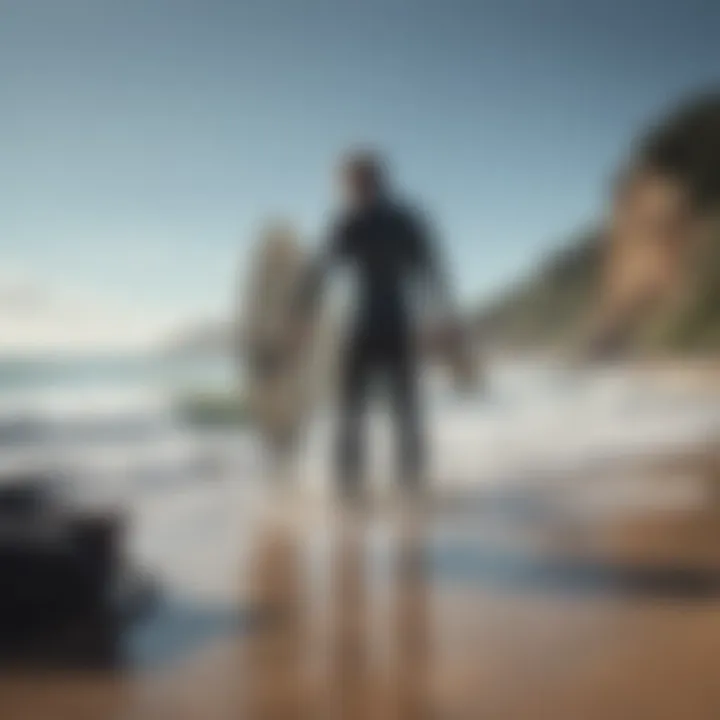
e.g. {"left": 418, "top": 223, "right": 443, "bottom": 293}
{"left": 308, "top": 198, "right": 446, "bottom": 491}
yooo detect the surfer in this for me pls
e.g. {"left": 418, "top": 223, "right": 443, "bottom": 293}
{"left": 300, "top": 151, "right": 457, "bottom": 500}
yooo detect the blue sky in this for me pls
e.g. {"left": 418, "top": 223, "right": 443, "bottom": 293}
{"left": 1, "top": 0, "right": 719, "bottom": 340}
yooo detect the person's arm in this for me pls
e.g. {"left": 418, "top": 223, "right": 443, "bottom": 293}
{"left": 410, "top": 210, "right": 456, "bottom": 324}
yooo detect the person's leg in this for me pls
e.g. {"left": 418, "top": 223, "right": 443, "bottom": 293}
{"left": 387, "top": 337, "right": 424, "bottom": 492}
{"left": 336, "top": 336, "right": 372, "bottom": 500}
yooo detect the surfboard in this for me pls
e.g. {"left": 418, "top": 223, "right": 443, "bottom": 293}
{"left": 237, "top": 224, "right": 317, "bottom": 455}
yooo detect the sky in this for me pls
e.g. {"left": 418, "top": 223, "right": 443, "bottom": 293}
{"left": 1, "top": 0, "right": 719, "bottom": 351}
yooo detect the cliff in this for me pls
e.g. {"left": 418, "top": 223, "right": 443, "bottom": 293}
{"left": 476, "top": 91, "right": 720, "bottom": 356}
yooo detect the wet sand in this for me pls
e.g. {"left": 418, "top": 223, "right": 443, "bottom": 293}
{"left": 2, "top": 463, "right": 720, "bottom": 720}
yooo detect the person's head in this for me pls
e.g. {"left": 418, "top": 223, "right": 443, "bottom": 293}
{"left": 338, "top": 150, "right": 388, "bottom": 209}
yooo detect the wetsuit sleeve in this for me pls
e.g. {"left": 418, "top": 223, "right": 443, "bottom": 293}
{"left": 408, "top": 210, "right": 455, "bottom": 320}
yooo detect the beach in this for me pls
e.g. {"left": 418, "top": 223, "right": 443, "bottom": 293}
{"left": 2, "top": 356, "right": 720, "bottom": 718}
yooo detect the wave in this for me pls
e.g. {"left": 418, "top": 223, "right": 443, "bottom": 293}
{"left": 0, "top": 360, "right": 719, "bottom": 498}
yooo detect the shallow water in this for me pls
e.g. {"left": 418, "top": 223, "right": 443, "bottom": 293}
{"left": 2, "top": 356, "right": 720, "bottom": 500}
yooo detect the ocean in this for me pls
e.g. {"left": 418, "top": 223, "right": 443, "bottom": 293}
{"left": 4, "top": 352, "right": 720, "bottom": 601}
{"left": 2, "top": 353, "right": 720, "bottom": 497}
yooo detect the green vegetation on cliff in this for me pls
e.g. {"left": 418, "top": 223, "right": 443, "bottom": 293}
{"left": 656, "top": 224, "right": 720, "bottom": 352}
{"left": 474, "top": 231, "right": 602, "bottom": 350}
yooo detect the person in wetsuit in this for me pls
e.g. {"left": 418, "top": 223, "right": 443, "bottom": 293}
{"left": 303, "top": 151, "right": 455, "bottom": 499}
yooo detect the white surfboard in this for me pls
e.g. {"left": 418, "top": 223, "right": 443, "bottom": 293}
{"left": 237, "top": 224, "right": 317, "bottom": 454}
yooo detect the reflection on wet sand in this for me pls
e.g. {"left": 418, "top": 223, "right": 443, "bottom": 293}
{"left": 235, "top": 512, "right": 432, "bottom": 719}
{"left": 3, "top": 475, "right": 720, "bottom": 719}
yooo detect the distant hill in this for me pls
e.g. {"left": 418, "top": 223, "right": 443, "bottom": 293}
{"left": 474, "top": 231, "right": 602, "bottom": 351}
{"left": 163, "top": 321, "right": 233, "bottom": 357}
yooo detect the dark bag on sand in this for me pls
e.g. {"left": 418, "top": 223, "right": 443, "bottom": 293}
{"left": 0, "top": 475, "right": 123, "bottom": 637}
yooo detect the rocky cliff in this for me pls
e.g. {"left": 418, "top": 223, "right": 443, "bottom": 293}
{"left": 476, "top": 91, "right": 720, "bottom": 356}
